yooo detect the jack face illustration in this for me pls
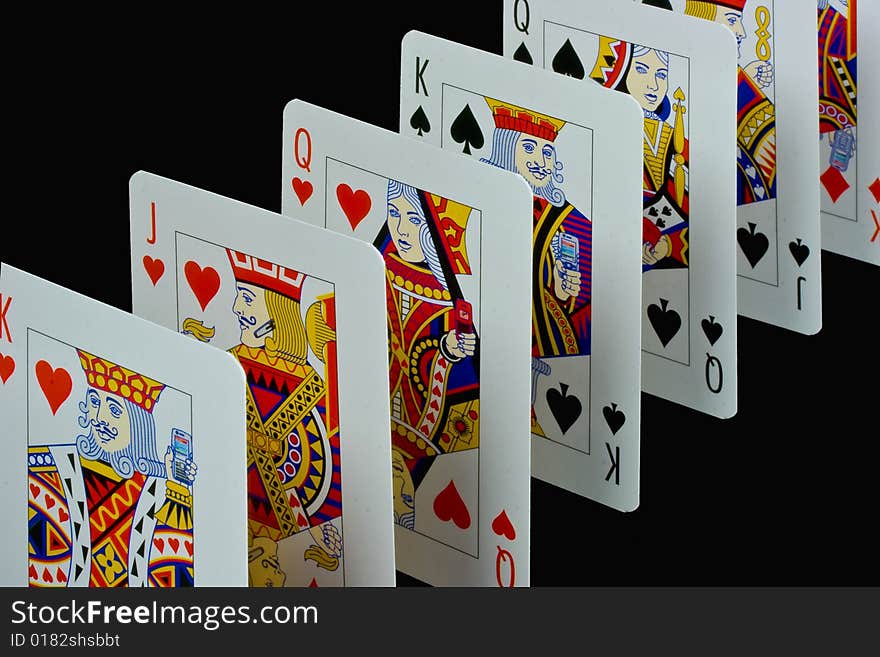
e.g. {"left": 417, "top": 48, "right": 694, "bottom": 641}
{"left": 232, "top": 282, "right": 274, "bottom": 348}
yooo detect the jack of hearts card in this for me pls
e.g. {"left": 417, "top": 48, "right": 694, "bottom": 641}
{"left": 130, "top": 172, "right": 396, "bottom": 587}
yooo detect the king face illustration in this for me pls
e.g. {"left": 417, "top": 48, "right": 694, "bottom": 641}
{"left": 28, "top": 352, "right": 196, "bottom": 587}
{"left": 590, "top": 38, "right": 690, "bottom": 272}
{"left": 683, "top": 0, "right": 778, "bottom": 205}
{"left": 375, "top": 180, "right": 480, "bottom": 529}
{"left": 224, "top": 249, "right": 344, "bottom": 583}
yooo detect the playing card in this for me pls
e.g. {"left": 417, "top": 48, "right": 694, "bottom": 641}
{"left": 282, "top": 100, "right": 534, "bottom": 585}
{"left": 634, "top": 0, "right": 823, "bottom": 333}
{"left": 129, "top": 171, "right": 396, "bottom": 587}
{"left": 817, "top": 0, "right": 880, "bottom": 266}
{"left": 397, "top": 32, "right": 645, "bottom": 511}
{"left": 0, "top": 263, "right": 247, "bottom": 586}
{"left": 505, "top": 0, "right": 739, "bottom": 418}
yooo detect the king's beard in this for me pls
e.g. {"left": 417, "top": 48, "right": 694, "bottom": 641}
{"left": 77, "top": 427, "right": 136, "bottom": 479}
{"left": 529, "top": 178, "right": 565, "bottom": 207}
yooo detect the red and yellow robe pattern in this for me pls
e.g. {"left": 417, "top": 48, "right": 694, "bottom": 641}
{"left": 736, "top": 67, "right": 777, "bottom": 205}
{"left": 28, "top": 446, "right": 193, "bottom": 587}
{"left": 384, "top": 253, "right": 479, "bottom": 476}
{"left": 233, "top": 344, "right": 341, "bottom": 544}
{"left": 818, "top": 1, "right": 857, "bottom": 136}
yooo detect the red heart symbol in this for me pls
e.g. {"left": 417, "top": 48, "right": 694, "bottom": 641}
{"left": 29, "top": 483, "right": 40, "bottom": 499}
{"left": 184, "top": 261, "right": 221, "bottom": 312}
{"left": 142, "top": 256, "right": 165, "bottom": 286}
{"left": 336, "top": 184, "right": 372, "bottom": 230}
{"left": 44, "top": 494, "right": 56, "bottom": 509}
{"left": 0, "top": 353, "right": 14, "bottom": 384}
{"left": 491, "top": 510, "right": 516, "bottom": 541}
{"left": 153, "top": 538, "right": 165, "bottom": 553}
{"left": 297, "top": 514, "right": 309, "bottom": 528}
{"left": 168, "top": 537, "right": 180, "bottom": 553}
{"left": 433, "top": 480, "right": 471, "bottom": 530}
{"left": 184, "top": 540, "right": 193, "bottom": 556}
{"left": 434, "top": 372, "right": 444, "bottom": 383}
{"left": 291, "top": 177, "right": 313, "bottom": 206}
{"left": 309, "top": 578, "right": 318, "bottom": 588}
{"left": 35, "top": 361, "right": 72, "bottom": 416}
{"left": 29, "top": 564, "right": 38, "bottom": 580}
{"left": 56, "top": 568, "right": 67, "bottom": 583}
{"left": 429, "top": 400, "right": 440, "bottom": 411}
{"left": 58, "top": 507, "right": 69, "bottom": 523}
{"left": 42, "top": 568, "right": 53, "bottom": 583}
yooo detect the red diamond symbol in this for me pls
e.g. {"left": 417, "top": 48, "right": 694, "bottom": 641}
{"left": 869, "top": 178, "right": 880, "bottom": 205}
{"left": 821, "top": 166, "right": 850, "bottom": 203}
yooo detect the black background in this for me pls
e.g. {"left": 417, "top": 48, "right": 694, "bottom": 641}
{"left": 3, "top": 3, "right": 877, "bottom": 585}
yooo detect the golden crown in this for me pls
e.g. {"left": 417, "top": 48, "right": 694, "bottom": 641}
{"left": 484, "top": 97, "right": 566, "bottom": 142}
{"left": 77, "top": 350, "right": 165, "bottom": 413}
{"left": 589, "top": 37, "right": 631, "bottom": 88}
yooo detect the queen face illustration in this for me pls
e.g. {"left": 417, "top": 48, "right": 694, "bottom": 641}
{"left": 387, "top": 194, "right": 427, "bottom": 264}
{"left": 625, "top": 48, "right": 669, "bottom": 114}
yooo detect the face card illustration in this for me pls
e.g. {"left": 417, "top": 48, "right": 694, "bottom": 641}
{"left": 817, "top": 0, "right": 880, "bottom": 266}
{"left": 129, "top": 171, "right": 395, "bottom": 587}
{"left": 282, "top": 100, "right": 535, "bottom": 585}
{"left": 634, "top": 0, "right": 823, "bottom": 333}
{"left": 0, "top": 264, "right": 247, "bottom": 587}
{"left": 505, "top": 0, "right": 739, "bottom": 418}
{"left": 397, "top": 33, "right": 644, "bottom": 512}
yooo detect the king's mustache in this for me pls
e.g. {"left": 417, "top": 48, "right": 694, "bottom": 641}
{"left": 526, "top": 162, "right": 552, "bottom": 177}
{"left": 91, "top": 419, "right": 118, "bottom": 438}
